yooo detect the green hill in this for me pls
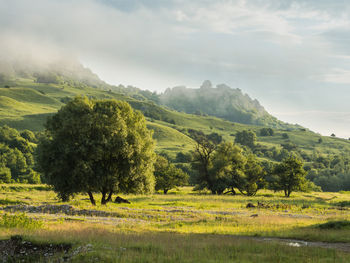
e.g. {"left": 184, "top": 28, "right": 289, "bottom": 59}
{"left": 1, "top": 60, "right": 350, "bottom": 191}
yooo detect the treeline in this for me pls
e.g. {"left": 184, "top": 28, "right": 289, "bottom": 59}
{"left": 0, "top": 126, "right": 40, "bottom": 184}
{"left": 169, "top": 128, "right": 350, "bottom": 192}
{"left": 179, "top": 130, "right": 320, "bottom": 197}
{"left": 1, "top": 97, "right": 349, "bottom": 200}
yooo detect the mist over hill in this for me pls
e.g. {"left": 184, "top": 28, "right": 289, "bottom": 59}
{"left": 0, "top": 55, "right": 302, "bottom": 131}
{"left": 160, "top": 80, "right": 300, "bottom": 130}
{"left": 0, "top": 58, "right": 105, "bottom": 89}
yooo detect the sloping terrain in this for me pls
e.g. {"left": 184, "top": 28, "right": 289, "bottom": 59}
{"left": 0, "top": 62, "right": 350, "bottom": 162}
{"left": 160, "top": 80, "right": 301, "bottom": 130}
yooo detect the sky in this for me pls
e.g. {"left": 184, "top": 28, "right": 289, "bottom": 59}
{"left": 1, "top": 0, "right": 350, "bottom": 137}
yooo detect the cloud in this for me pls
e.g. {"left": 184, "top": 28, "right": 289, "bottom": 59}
{"left": 2, "top": 0, "right": 350, "bottom": 136}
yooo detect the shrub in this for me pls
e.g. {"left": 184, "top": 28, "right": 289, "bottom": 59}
{"left": 0, "top": 213, "right": 43, "bottom": 229}
{"left": 334, "top": 201, "right": 350, "bottom": 207}
{"left": 282, "top": 133, "right": 289, "bottom": 139}
{"left": 318, "top": 220, "right": 350, "bottom": 230}
{"left": 0, "top": 167, "right": 11, "bottom": 183}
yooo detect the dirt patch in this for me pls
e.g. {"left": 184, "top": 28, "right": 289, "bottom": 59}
{"left": 1, "top": 204, "right": 126, "bottom": 218}
{"left": 0, "top": 235, "right": 71, "bottom": 262}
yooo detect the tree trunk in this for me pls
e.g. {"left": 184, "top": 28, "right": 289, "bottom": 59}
{"left": 106, "top": 190, "right": 113, "bottom": 202}
{"left": 164, "top": 189, "right": 168, "bottom": 194}
{"left": 231, "top": 187, "right": 236, "bottom": 195}
{"left": 88, "top": 191, "right": 96, "bottom": 206}
{"left": 101, "top": 190, "right": 107, "bottom": 205}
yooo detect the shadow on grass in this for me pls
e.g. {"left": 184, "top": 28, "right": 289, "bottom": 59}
{"left": 0, "top": 198, "right": 28, "bottom": 205}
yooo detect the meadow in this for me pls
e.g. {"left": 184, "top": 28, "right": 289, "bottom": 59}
{"left": 0, "top": 185, "right": 349, "bottom": 262}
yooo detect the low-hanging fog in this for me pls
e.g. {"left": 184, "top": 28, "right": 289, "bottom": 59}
{"left": 1, "top": 0, "right": 350, "bottom": 137}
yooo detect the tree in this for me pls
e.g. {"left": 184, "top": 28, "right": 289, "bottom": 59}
{"left": 37, "top": 97, "right": 155, "bottom": 205}
{"left": 240, "top": 154, "right": 265, "bottom": 196}
{"left": 154, "top": 155, "right": 188, "bottom": 194}
{"left": 235, "top": 130, "right": 256, "bottom": 148}
{"left": 0, "top": 126, "right": 38, "bottom": 183}
{"left": 210, "top": 142, "right": 246, "bottom": 195}
{"left": 191, "top": 132, "right": 222, "bottom": 193}
{"left": 272, "top": 155, "right": 307, "bottom": 197}
{"left": 211, "top": 143, "right": 264, "bottom": 196}
{"left": 282, "top": 133, "right": 289, "bottom": 139}
{"left": 0, "top": 166, "right": 11, "bottom": 183}
{"left": 260, "top": 128, "right": 274, "bottom": 136}
{"left": 175, "top": 152, "right": 192, "bottom": 163}
{"left": 20, "top": 130, "right": 37, "bottom": 143}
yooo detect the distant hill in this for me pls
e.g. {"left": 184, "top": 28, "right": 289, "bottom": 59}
{"left": 160, "top": 80, "right": 300, "bottom": 130}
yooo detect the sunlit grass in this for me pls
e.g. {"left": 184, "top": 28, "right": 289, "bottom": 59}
{"left": 0, "top": 221, "right": 349, "bottom": 262}
{"left": 0, "top": 185, "right": 349, "bottom": 261}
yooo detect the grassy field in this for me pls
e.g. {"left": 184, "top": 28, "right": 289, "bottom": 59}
{"left": 0, "top": 185, "right": 349, "bottom": 262}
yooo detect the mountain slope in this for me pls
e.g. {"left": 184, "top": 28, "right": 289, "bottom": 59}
{"left": 160, "top": 80, "right": 300, "bottom": 130}
{"left": 0, "top": 60, "right": 349, "bottom": 158}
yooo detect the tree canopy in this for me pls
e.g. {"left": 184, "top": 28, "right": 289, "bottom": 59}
{"left": 234, "top": 130, "right": 256, "bottom": 148}
{"left": 154, "top": 155, "right": 188, "bottom": 194}
{"left": 271, "top": 155, "right": 307, "bottom": 197}
{"left": 0, "top": 125, "right": 39, "bottom": 184}
{"left": 37, "top": 97, "right": 155, "bottom": 204}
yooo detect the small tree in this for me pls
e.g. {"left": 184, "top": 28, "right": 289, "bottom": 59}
{"left": 260, "top": 128, "right": 274, "bottom": 136}
{"left": 272, "top": 155, "right": 307, "bottom": 197}
{"left": 37, "top": 97, "right": 155, "bottom": 205}
{"left": 240, "top": 154, "right": 265, "bottom": 196}
{"left": 154, "top": 156, "right": 188, "bottom": 194}
{"left": 0, "top": 166, "right": 11, "bottom": 183}
{"left": 235, "top": 130, "right": 256, "bottom": 148}
{"left": 282, "top": 133, "right": 289, "bottom": 139}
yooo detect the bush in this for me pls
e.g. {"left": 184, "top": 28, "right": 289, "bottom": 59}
{"left": 22, "top": 169, "right": 41, "bottom": 184}
{"left": 259, "top": 128, "right": 274, "bottom": 136}
{"left": 0, "top": 213, "right": 43, "bottom": 229}
{"left": 0, "top": 167, "right": 11, "bottom": 183}
{"left": 282, "top": 133, "right": 289, "bottom": 139}
{"left": 334, "top": 201, "right": 350, "bottom": 207}
{"left": 20, "top": 130, "right": 37, "bottom": 143}
{"left": 318, "top": 220, "right": 350, "bottom": 230}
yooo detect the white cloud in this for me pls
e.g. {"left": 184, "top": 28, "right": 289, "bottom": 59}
{"left": 2, "top": 0, "right": 350, "bottom": 136}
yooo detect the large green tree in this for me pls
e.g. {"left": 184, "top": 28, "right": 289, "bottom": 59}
{"left": 211, "top": 143, "right": 264, "bottom": 196}
{"left": 37, "top": 97, "right": 155, "bottom": 205}
{"left": 190, "top": 131, "right": 222, "bottom": 193}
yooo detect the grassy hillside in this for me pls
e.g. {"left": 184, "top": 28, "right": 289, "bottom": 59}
{"left": 1, "top": 75, "right": 350, "bottom": 159}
